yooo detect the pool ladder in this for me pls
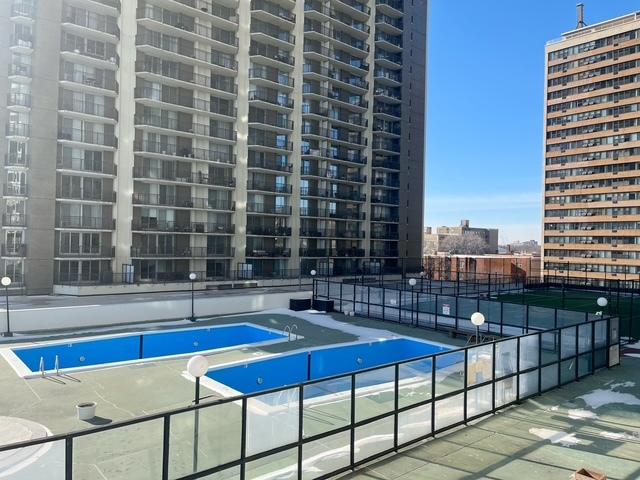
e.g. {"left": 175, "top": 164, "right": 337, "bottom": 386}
{"left": 284, "top": 324, "right": 298, "bottom": 342}
{"left": 39, "top": 355, "right": 61, "bottom": 378}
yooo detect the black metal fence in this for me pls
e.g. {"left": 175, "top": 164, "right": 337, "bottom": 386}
{"left": 315, "top": 279, "right": 608, "bottom": 337}
{"left": 0, "top": 298, "right": 620, "bottom": 479}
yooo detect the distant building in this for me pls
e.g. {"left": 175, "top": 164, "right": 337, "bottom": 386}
{"left": 503, "top": 240, "right": 541, "bottom": 255}
{"left": 423, "top": 220, "right": 499, "bottom": 255}
{"left": 424, "top": 253, "right": 541, "bottom": 281}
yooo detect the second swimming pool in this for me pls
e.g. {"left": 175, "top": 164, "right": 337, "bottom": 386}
{"left": 206, "top": 337, "right": 451, "bottom": 395}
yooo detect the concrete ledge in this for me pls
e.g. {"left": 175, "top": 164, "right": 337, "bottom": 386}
{"left": 6, "top": 291, "right": 312, "bottom": 333}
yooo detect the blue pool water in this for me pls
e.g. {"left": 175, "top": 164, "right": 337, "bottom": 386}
{"left": 12, "top": 324, "right": 286, "bottom": 374}
{"left": 207, "top": 338, "right": 450, "bottom": 395}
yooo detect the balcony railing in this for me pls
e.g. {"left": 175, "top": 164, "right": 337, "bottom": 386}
{"left": 56, "top": 188, "right": 115, "bottom": 202}
{"left": 247, "top": 181, "right": 292, "bottom": 194}
{"left": 130, "top": 246, "right": 234, "bottom": 257}
{"left": 246, "top": 203, "right": 291, "bottom": 215}
{"left": 1, "top": 244, "right": 26, "bottom": 257}
{"left": 58, "top": 128, "right": 117, "bottom": 147}
{"left": 300, "top": 229, "right": 365, "bottom": 238}
{"left": 300, "top": 187, "right": 365, "bottom": 202}
{"left": 301, "top": 147, "right": 366, "bottom": 164}
{"left": 172, "top": 0, "right": 238, "bottom": 24}
{"left": 371, "top": 213, "right": 400, "bottom": 222}
{"left": 133, "top": 167, "right": 236, "bottom": 187}
{"left": 57, "top": 216, "right": 114, "bottom": 230}
{"left": 373, "top": 158, "right": 400, "bottom": 169}
{"left": 303, "top": 1, "right": 370, "bottom": 34}
{"left": 246, "top": 226, "right": 292, "bottom": 236}
{"left": 132, "top": 193, "right": 235, "bottom": 211}
{"left": 2, "top": 214, "right": 26, "bottom": 227}
{"left": 3, "top": 184, "right": 27, "bottom": 196}
{"left": 248, "top": 67, "right": 294, "bottom": 87}
{"left": 62, "top": 6, "right": 119, "bottom": 36}
{"left": 8, "top": 63, "right": 32, "bottom": 78}
{"left": 11, "top": 1, "right": 36, "bottom": 19}
{"left": 5, "top": 153, "right": 29, "bottom": 167}
{"left": 60, "top": 98, "right": 117, "bottom": 119}
{"left": 250, "top": 22, "right": 296, "bottom": 45}
{"left": 246, "top": 247, "right": 291, "bottom": 257}
{"left": 132, "top": 220, "right": 234, "bottom": 234}
{"left": 301, "top": 166, "right": 366, "bottom": 183}
{"left": 248, "top": 90, "right": 294, "bottom": 108}
{"left": 300, "top": 208, "right": 365, "bottom": 220}
{"left": 248, "top": 156, "right": 293, "bottom": 172}
{"left": 5, "top": 123, "right": 30, "bottom": 137}
{"left": 61, "top": 70, "right": 118, "bottom": 92}
{"left": 299, "top": 247, "right": 365, "bottom": 257}
{"left": 376, "top": 0, "right": 404, "bottom": 14}
{"left": 133, "top": 141, "right": 237, "bottom": 165}
{"left": 249, "top": 43, "right": 294, "bottom": 66}
{"left": 247, "top": 134, "right": 293, "bottom": 151}
{"left": 251, "top": 0, "right": 296, "bottom": 23}
{"left": 303, "top": 44, "right": 369, "bottom": 71}
{"left": 303, "top": 23, "right": 369, "bottom": 53}
{"left": 6, "top": 93, "right": 32, "bottom": 108}
{"left": 135, "top": 61, "right": 238, "bottom": 94}
{"left": 57, "top": 246, "right": 113, "bottom": 257}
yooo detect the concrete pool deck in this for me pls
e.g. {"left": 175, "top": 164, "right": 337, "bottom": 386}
{"left": 0, "top": 311, "right": 638, "bottom": 479}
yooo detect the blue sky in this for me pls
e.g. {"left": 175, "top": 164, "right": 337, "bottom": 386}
{"left": 425, "top": 1, "right": 640, "bottom": 244}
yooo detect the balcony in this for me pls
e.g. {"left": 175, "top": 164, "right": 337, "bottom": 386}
{"left": 246, "top": 226, "right": 292, "bottom": 236}
{"left": 301, "top": 147, "right": 366, "bottom": 165}
{"left": 8, "top": 63, "right": 32, "bottom": 79}
{"left": 371, "top": 231, "right": 399, "bottom": 240}
{"left": 373, "top": 177, "right": 400, "bottom": 188}
{"left": 62, "top": 6, "right": 119, "bottom": 36}
{"left": 134, "top": 115, "right": 236, "bottom": 142}
{"left": 135, "top": 61, "right": 238, "bottom": 95}
{"left": 5, "top": 123, "right": 30, "bottom": 137}
{"left": 300, "top": 208, "right": 365, "bottom": 220}
{"left": 373, "top": 104, "right": 402, "bottom": 119}
{"left": 130, "top": 246, "right": 234, "bottom": 258}
{"left": 247, "top": 181, "right": 292, "bottom": 194}
{"left": 136, "top": 7, "right": 238, "bottom": 48}
{"left": 60, "top": 70, "right": 118, "bottom": 92}
{"left": 370, "top": 250, "right": 400, "bottom": 258}
{"left": 9, "top": 34, "right": 34, "bottom": 53}
{"left": 299, "top": 247, "right": 365, "bottom": 257}
{"left": 249, "top": 43, "right": 295, "bottom": 67}
{"left": 57, "top": 216, "right": 114, "bottom": 230}
{"left": 60, "top": 98, "right": 118, "bottom": 120}
{"left": 301, "top": 125, "right": 367, "bottom": 147}
{"left": 303, "top": 44, "right": 369, "bottom": 72}
{"left": 300, "top": 166, "right": 366, "bottom": 183}
{"left": 374, "top": 68, "right": 402, "bottom": 85}
{"left": 251, "top": 0, "right": 296, "bottom": 24}
{"left": 249, "top": 67, "right": 294, "bottom": 88}
{"left": 135, "top": 32, "right": 237, "bottom": 71}
{"left": 2, "top": 214, "right": 26, "bottom": 227}
{"left": 372, "top": 139, "right": 401, "bottom": 154}
{"left": 133, "top": 167, "right": 236, "bottom": 188}
{"left": 1, "top": 244, "right": 26, "bottom": 257}
{"left": 247, "top": 133, "right": 293, "bottom": 151}
{"left": 371, "top": 213, "right": 400, "bottom": 222}
{"left": 58, "top": 128, "right": 117, "bottom": 148}
{"left": 303, "top": 1, "right": 370, "bottom": 35}
{"left": 303, "top": 23, "right": 369, "bottom": 54}
{"left": 371, "top": 194, "right": 400, "bottom": 205}
{"left": 302, "top": 64, "right": 368, "bottom": 91}
{"left": 132, "top": 193, "right": 235, "bottom": 211}
{"left": 375, "top": 51, "right": 403, "bottom": 69}
{"left": 300, "top": 229, "right": 365, "bottom": 239}
{"left": 373, "top": 158, "right": 400, "bottom": 170}
{"left": 57, "top": 245, "right": 114, "bottom": 258}
{"left": 60, "top": 40, "right": 119, "bottom": 67}
{"left": 56, "top": 156, "right": 115, "bottom": 175}
{"left": 250, "top": 21, "right": 296, "bottom": 49}
{"left": 57, "top": 188, "right": 115, "bottom": 203}
{"left": 247, "top": 203, "right": 291, "bottom": 215}
{"left": 3, "top": 184, "right": 27, "bottom": 197}
{"left": 132, "top": 220, "right": 234, "bottom": 234}
{"left": 375, "top": 32, "right": 403, "bottom": 50}
{"left": 302, "top": 84, "right": 368, "bottom": 109}
{"left": 6, "top": 93, "right": 31, "bottom": 109}
{"left": 333, "top": 0, "right": 371, "bottom": 17}
{"left": 11, "top": 1, "right": 36, "bottom": 20}
{"left": 248, "top": 90, "right": 294, "bottom": 109}
{"left": 248, "top": 156, "right": 293, "bottom": 173}
{"left": 300, "top": 187, "right": 366, "bottom": 202}
{"left": 376, "top": 0, "right": 404, "bottom": 16}
{"left": 172, "top": 0, "right": 239, "bottom": 25}
{"left": 133, "top": 141, "right": 237, "bottom": 165}
{"left": 246, "top": 248, "right": 291, "bottom": 257}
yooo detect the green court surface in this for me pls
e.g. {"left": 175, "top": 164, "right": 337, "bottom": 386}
{"left": 497, "top": 289, "right": 639, "bottom": 339}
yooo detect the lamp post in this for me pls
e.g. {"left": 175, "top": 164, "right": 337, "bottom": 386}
{"left": 1, "top": 277, "right": 11, "bottom": 337}
{"left": 470, "top": 312, "right": 485, "bottom": 344}
{"left": 597, "top": 296, "right": 608, "bottom": 316}
{"left": 310, "top": 269, "right": 317, "bottom": 309}
{"left": 408, "top": 278, "right": 417, "bottom": 326}
{"left": 189, "top": 272, "right": 197, "bottom": 322}
{"left": 187, "top": 355, "right": 209, "bottom": 473}
{"left": 0, "top": 277, "right": 13, "bottom": 337}
{"left": 420, "top": 270, "right": 425, "bottom": 292}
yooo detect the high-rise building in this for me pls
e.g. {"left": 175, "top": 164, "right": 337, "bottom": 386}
{"left": 543, "top": 11, "right": 640, "bottom": 285}
{"left": 0, "top": 0, "right": 427, "bottom": 294}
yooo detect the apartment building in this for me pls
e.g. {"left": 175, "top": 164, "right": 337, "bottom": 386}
{"left": 543, "top": 11, "right": 640, "bottom": 285}
{"left": 0, "top": 0, "right": 427, "bottom": 293}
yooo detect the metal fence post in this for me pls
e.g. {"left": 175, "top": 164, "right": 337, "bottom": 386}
{"left": 65, "top": 437, "right": 73, "bottom": 480}
{"left": 298, "top": 386, "right": 304, "bottom": 480}
{"left": 350, "top": 373, "right": 356, "bottom": 470}
{"left": 240, "top": 398, "right": 247, "bottom": 479}
{"left": 393, "top": 363, "right": 399, "bottom": 451}
{"left": 162, "top": 415, "right": 170, "bottom": 480}
{"left": 382, "top": 287, "right": 386, "bottom": 321}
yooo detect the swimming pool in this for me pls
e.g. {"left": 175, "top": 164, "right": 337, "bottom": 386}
{"left": 205, "top": 337, "right": 451, "bottom": 396}
{"left": 3, "top": 323, "right": 290, "bottom": 378}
